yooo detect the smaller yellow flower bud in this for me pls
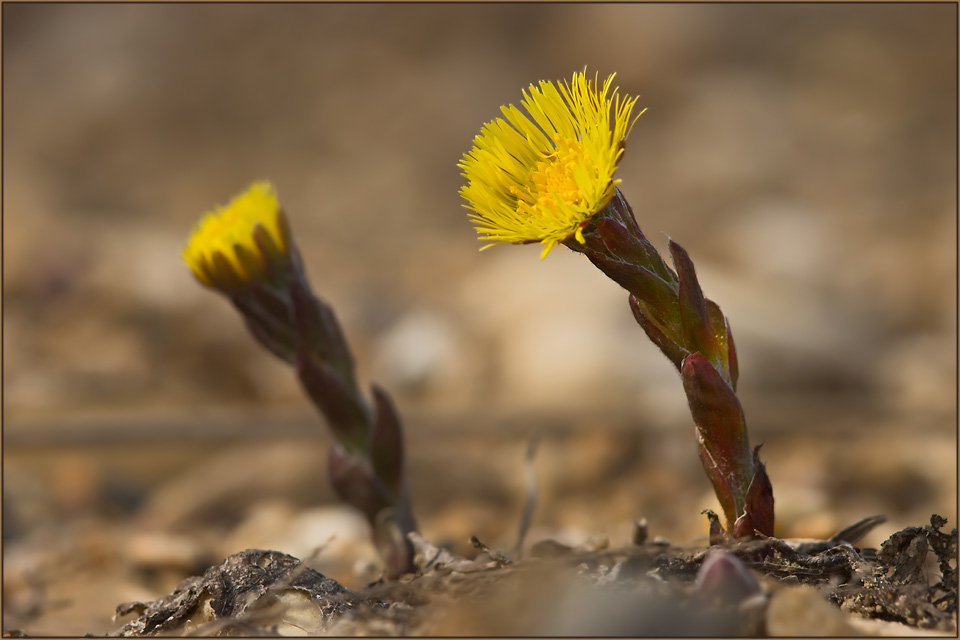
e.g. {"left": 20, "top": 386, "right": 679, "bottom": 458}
{"left": 183, "top": 181, "right": 290, "bottom": 291}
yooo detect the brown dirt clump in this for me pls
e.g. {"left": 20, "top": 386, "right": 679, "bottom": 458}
{"left": 109, "top": 515, "right": 957, "bottom": 636}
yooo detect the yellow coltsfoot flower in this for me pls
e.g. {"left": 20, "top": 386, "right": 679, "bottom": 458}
{"left": 459, "top": 70, "right": 643, "bottom": 258}
{"left": 183, "top": 181, "right": 292, "bottom": 291}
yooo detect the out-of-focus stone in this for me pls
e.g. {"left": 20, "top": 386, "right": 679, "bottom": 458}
{"left": 767, "top": 584, "right": 857, "bottom": 636}
{"left": 456, "top": 249, "right": 663, "bottom": 410}
{"left": 721, "top": 199, "right": 833, "bottom": 283}
{"left": 122, "top": 532, "right": 207, "bottom": 574}
{"left": 138, "top": 440, "right": 331, "bottom": 530}
{"left": 877, "top": 334, "right": 956, "bottom": 414}
{"left": 372, "top": 308, "right": 473, "bottom": 403}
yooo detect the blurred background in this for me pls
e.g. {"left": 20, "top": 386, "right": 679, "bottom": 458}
{"left": 3, "top": 3, "right": 956, "bottom": 635}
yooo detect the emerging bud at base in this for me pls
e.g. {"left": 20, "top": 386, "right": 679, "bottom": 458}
{"left": 696, "top": 550, "right": 761, "bottom": 604}
{"left": 733, "top": 446, "right": 775, "bottom": 539}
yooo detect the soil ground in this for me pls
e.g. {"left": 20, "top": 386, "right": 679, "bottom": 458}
{"left": 105, "top": 520, "right": 956, "bottom": 636}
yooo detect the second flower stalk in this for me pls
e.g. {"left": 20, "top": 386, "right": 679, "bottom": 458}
{"left": 183, "top": 183, "right": 417, "bottom": 578}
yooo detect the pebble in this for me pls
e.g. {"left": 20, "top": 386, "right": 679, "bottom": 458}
{"left": 766, "top": 584, "right": 856, "bottom": 636}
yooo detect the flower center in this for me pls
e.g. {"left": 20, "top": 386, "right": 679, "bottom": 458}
{"left": 512, "top": 135, "right": 587, "bottom": 219}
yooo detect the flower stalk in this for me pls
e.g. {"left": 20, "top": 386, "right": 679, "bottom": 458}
{"left": 460, "top": 71, "right": 774, "bottom": 539}
{"left": 566, "top": 193, "right": 773, "bottom": 538}
{"left": 184, "top": 182, "right": 417, "bottom": 577}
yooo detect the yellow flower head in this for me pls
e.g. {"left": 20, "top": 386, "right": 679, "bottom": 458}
{"left": 459, "top": 70, "right": 642, "bottom": 258}
{"left": 183, "top": 181, "right": 290, "bottom": 290}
